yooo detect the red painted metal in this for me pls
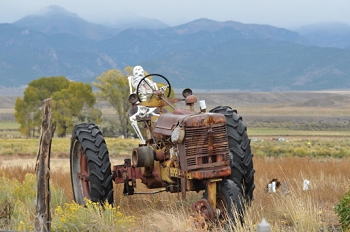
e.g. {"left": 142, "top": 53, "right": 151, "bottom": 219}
{"left": 113, "top": 159, "right": 165, "bottom": 189}
{"left": 79, "top": 149, "right": 90, "bottom": 199}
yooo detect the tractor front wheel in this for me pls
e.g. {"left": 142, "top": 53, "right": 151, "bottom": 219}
{"left": 201, "top": 179, "right": 244, "bottom": 226}
{"left": 216, "top": 179, "right": 244, "bottom": 226}
{"left": 70, "top": 123, "right": 114, "bottom": 205}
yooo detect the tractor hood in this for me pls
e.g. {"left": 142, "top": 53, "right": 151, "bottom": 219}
{"left": 153, "top": 109, "right": 227, "bottom": 139}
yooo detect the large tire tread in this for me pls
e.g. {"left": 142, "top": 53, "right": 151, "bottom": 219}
{"left": 217, "top": 179, "right": 244, "bottom": 225}
{"left": 71, "top": 123, "right": 114, "bottom": 205}
{"left": 210, "top": 106, "right": 255, "bottom": 202}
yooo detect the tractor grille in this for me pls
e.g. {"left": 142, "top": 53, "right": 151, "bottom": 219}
{"left": 183, "top": 123, "right": 230, "bottom": 170}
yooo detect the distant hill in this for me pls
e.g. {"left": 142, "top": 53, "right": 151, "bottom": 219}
{"left": 13, "top": 5, "right": 120, "bottom": 40}
{"left": 1, "top": 6, "right": 350, "bottom": 91}
{"left": 296, "top": 22, "right": 350, "bottom": 49}
{"left": 142, "top": 38, "right": 350, "bottom": 91}
{"left": 104, "top": 16, "right": 170, "bottom": 30}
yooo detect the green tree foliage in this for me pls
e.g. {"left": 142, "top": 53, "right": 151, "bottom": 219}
{"left": 93, "top": 69, "right": 132, "bottom": 138}
{"left": 14, "top": 76, "right": 100, "bottom": 137}
{"left": 335, "top": 190, "right": 350, "bottom": 230}
{"left": 14, "top": 94, "right": 35, "bottom": 138}
{"left": 14, "top": 77, "right": 70, "bottom": 138}
{"left": 28, "top": 76, "right": 71, "bottom": 99}
{"left": 52, "top": 82, "right": 100, "bottom": 137}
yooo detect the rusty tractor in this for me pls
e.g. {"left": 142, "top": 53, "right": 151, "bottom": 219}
{"left": 70, "top": 74, "right": 255, "bottom": 226}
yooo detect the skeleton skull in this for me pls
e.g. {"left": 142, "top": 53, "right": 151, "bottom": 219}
{"left": 133, "top": 66, "right": 144, "bottom": 78}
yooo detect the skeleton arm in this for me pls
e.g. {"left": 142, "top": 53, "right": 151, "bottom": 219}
{"left": 128, "top": 76, "right": 134, "bottom": 95}
{"left": 129, "top": 106, "right": 159, "bottom": 143}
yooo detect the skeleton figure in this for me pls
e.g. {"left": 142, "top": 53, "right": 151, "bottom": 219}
{"left": 128, "top": 66, "right": 159, "bottom": 143}
{"left": 128, "top": 66, "right": 158, "bottom": 101}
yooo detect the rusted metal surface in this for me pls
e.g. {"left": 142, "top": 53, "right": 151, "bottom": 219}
{"left": 185, "top": 95, "right": 197, "bottom": 104}
{"left": 155, "top": 149, "right": 166, "bottom": 161}
{"left": 112, "top": 106, "right": 232, "bottom": 226}
{"left": 191, "top": 198, "right": 215, "bottom": 221}
{"left": 180, "top": 113, "right": 230, "bottom": 171}
{"left": 79, "top": 149, "right": 91, "bottom": 198}
{"left": 183, "top": 113, "right": 226, "bottom": 127}
{"left": 181, "top": 173, "right": 187, "bottom": 200}
{"left": 188, "top": 166, "right": 231, "bottom": 180}
{"left": 168, "top": 166, "right": 230, "bottom": 180}
{"left": 206, "top": 179, "right": 221, "bottom": 210}
{"left": 153, "top": 113, "right": 188, "bottom": 137}
{"left": 113, "top": 159, "right": 165, "bottom": 189}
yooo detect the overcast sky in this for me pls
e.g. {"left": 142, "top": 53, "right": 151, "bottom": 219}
{"left": 1, "top": 0, "right": 350, "bottom": 29}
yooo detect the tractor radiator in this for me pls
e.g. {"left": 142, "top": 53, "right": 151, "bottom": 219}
{"left": 181, "top": 122, "right": 230, "bottom": 171}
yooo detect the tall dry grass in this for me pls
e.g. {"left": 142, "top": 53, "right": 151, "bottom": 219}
{"left": 251, "top": 157, "right": 349, "bottom": 231}
{"left": 1, "top": 156, "right": 348, "bottom": 231}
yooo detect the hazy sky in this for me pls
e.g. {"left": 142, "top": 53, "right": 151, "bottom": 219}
{"left": 1, "top": 0, "right": 350, "bottom": 28}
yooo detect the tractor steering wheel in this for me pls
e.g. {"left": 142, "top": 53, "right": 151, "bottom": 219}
{"left": 136, "top": 74, "right": 171, "bottom": 102}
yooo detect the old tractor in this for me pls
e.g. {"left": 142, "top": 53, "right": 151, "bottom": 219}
{"left": 70, "top": 73, "right": 255, "bottom": 225}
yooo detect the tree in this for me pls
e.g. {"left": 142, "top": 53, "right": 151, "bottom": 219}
{"left": 93, "top": 69, "right": 132, "bottom": 138}
{"left": 14, "top": 76, "right": 100, "bottom": 137}
{"left": 14, "top": 77, "right": 70, "bottom": 138}
{"left": 52, "top": 82, "right": 100, "bottom": 137}
{"left": 14, "top": 97, "right": 32, "bottom": 138}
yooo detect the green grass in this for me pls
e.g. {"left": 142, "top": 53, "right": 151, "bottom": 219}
{"left": 0, "top": 137, "right": 140, "bottom": 157}
{"left": 1, "top": 134, "right": 349, "bottom": 159}
{"left": 248, "top": 128, "right": 350, "bottom": 137}
{"left": 0, "top": 121, "right": 19, "bottom": 130}
{"left": 0, "top": 121, "right": 21, "bottom": 139}
{"left": 251, "top": 139, "right": 350, "bottom": 158}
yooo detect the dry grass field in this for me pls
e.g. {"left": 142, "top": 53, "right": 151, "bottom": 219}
{"left": 1, "top": 91, "right": 350, "bottom": 231}
{"left": 1, "top": 156, "right": 349, "bottom": 231}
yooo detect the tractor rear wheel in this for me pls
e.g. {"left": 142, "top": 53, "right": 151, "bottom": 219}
{"left": 70, "top": 123, "right": 114, "bottom": 205}
{"left": 210, "top": 106, "right": 255, "bottom": 203}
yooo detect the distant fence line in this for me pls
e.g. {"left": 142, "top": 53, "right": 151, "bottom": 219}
{"left": 0, "top": 128, "right": 21, "bottom": 139}
{"left": 2, "top": 143, "right": 23, "bottom": 150}
{"left": 0, "top": 134, "right": 23, "bottom": 139}
{"left": 0, "top": 129, "right": 18, "bottom": 131}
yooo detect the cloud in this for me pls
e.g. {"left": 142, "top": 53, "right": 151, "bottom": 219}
{"left": 1, "top": 0, "right": 350, "bottom": 28}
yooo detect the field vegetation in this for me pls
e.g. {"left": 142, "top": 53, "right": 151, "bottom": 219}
{"left": 1, "top": 91, "right": 350, "bottom": 231}
{"left": 1, "top": 155, "right": 348, "bottom": 231}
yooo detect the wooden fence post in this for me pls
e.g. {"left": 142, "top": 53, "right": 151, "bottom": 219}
{"left": 35, "top": 98, "right": 53, "bottom": 232}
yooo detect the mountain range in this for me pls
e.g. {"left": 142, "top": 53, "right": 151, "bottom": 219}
{"left": 1, "top": 5, "right": 350, "bottom": 92}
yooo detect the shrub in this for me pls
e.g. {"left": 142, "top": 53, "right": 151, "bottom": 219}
{"left": 51, "top": 199, "right": 135, "bottom": 231}
{"left": 0, "top": 172, "right": 33, "bottom": 230}
{"left": 0, "top": 172, "right": 68, "bottom": 231}
{"left": 293, "top": 147, "right": 308, "bottom": 157}
{"left": 335, "top": 190, "right": 350, "bottom": 231}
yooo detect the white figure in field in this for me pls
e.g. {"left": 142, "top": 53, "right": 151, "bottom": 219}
{"left": 128, "top": 66, "right": 159, "bottom": 143}
{"left": 303, "top": 179, "right": 310, "bottom": 191}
